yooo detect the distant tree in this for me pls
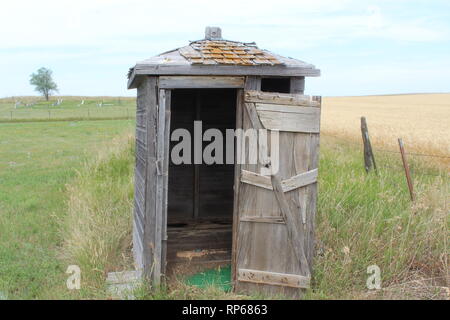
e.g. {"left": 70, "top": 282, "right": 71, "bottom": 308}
{"left": 29, "top": 67, "right": 58, "bottom": 101}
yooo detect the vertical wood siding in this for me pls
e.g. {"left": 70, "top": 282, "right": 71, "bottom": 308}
{"left": 234, "top": 80, "right": 321, "bottom": 298}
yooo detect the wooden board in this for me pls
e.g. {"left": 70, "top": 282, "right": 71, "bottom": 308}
{"left": 159, "top": 89, "right": 171, "bottom": 279}
{"left": 239, "top": 216, "right": 284, "bottom": 224}
{"left": 159, "top": 76, "right": 244, "bottom": 88}
{"left": 240, "top": 169, "right": 318, "bottom": 192}
{"left": 238, "top": 269, "right": 310, "bottom": 289}
{"left": 240, "top": 169, "right": 272, "bottom": 190}
{"left": 280, "top": 169, "right": 318, "bottom": 192}
{"left": 128, "top": 65, "right": 320, "bottom": 89}
{"left": 245, "top": 90, "right": 320, "bottom": 107}
{"left": 166, "top": 220, "right": 232, "bottom": 263}
{"left": 255, "top": 108, "right": 320, "bottom": 133}
{"left": 270, "top": 174, "right": 310, "bottom": 276}
{"left": 234, "top": 89, "right": 321, "bottom": 298}
{"left": 290, "top": 77, "right": 305, "bottom": 94}
{"left": 255, "top": 103, "right": 320, "bottom": 114}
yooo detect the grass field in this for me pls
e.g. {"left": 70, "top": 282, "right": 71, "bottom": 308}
{"left": 61, "top": 129, "right": 448, "bottom": 300}
{"left": 0, "top": 119, "right": 134, "bottom": 299}
{"left": 0, "top": 96, "right": 135, "bottom": 122}
{"left": 0, "top": 93, "right": 448, "bottom": 300}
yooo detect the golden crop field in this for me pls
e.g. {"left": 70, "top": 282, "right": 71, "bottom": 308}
{"left": 322, "top": 93, "right": 450, "bottom": 167}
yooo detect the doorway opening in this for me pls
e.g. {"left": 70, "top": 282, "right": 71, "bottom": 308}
{"left": 166, "top": 88, "right": 237, "bottom": 275}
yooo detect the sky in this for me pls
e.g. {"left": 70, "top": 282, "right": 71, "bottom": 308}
{"left": 0, "top": 0, "right": 449, "bottom": 97}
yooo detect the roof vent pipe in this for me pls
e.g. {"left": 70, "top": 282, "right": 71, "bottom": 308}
{"left": 205, "top": 26, "right": 222, "bottom": 40}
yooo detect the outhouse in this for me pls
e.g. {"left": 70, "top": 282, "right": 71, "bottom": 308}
{"left": 127, "top": 27, "right": 321, "bottom": 297}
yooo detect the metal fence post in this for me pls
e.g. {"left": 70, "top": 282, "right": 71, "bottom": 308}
{"left": 398, "top": 138, "right": 415, "bottom": 201}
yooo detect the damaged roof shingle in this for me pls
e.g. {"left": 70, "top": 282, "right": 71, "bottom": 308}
{"left": 179, "top": 40, "right": 284, "bottom": 66}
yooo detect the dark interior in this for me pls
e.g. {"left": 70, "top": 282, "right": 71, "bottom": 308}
{"left": 166, "top": 89, "right": 237, "bottom": 266}
{"left": 261, "top": 77, "right": 291, "bottom": 93}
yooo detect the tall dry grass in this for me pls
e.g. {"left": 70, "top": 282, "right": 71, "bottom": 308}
{"left": 311, "top": 136, "right": 449, "bottom": 299}
{"left": 60, "top": 132, "right": 135, "bottom": 297}
{"left": 59, "top": 131, "right": 448, "bottom": 299}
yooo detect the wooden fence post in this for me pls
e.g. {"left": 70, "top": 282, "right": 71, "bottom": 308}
{"left": 398, "top": 138, "right": 415, "bottom": 201}
{"left": 361, "top": 117, "right": 377, "bottom": 173}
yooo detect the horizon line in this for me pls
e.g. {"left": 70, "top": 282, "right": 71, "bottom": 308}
{"left": 2, "top": 91, "right": 450, "bottom": 100}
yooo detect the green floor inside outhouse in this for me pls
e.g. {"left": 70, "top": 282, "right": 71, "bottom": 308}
{"left": 184, "top": 265, "right": 232, "bottom": 292}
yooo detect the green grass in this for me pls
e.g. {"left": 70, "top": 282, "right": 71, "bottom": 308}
{"left": 0, "top": 102, "right": 447, "bottom": 299}
{"left": 61, "top": 133, "right": 135, "bottom": 298}
{"left": 0, "top": 119, "right": 134, "bottom": 299}
{"left": 311, "top": 136, "right": 448, "bottom": 299}
{"left": 0, "top": 96, "right": 136, "bottom": 122}
{"left": 61, "top": 132, "right": 448, "bottom": 300}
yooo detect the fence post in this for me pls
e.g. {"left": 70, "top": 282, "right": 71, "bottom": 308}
{"left": 361, "top": 117, "right": 377, "bottom": 173}
{"left": 48, "top": 110, "right": 51, "bottom": 120}
{"left": 398, "top": 138, "right": 415, "bottom": 201}
{"left": 10, "top": 111, "right": 13, "bottom": 121}
{"left": 88, "top": 108, "right": 90, "bottom": 119}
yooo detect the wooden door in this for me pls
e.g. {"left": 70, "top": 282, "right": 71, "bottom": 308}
{"left": 234, "top": 90, "right": 321, "bottom": 298}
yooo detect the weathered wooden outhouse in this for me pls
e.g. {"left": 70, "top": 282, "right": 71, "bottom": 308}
{"left": 127, "top": 27, "right": 321, "bottom": 297}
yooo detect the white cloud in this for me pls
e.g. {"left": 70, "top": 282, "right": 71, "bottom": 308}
{"left": 0, "top": 0, "right": 448, "bottom": 96}
{"left": 0, "top": 0, "right": 345, "bottom": 48}
{"left": 0, "top": 0, "right": 446, "bottom": 50}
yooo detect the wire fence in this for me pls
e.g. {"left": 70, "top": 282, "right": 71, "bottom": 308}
{"left": 326, "top": 141, "right": 449, "bottom": 179}
{"left": 332, "top": 139, "right": 450, "bottom": 161}
{"left": 372, "top": 148, "right": 450, "bottom": 160}
{"left": 0, "top": 107, "right": 136, "bottom": 122}
{"left": 328, "top": 133, "right": 450, "bottom": 185}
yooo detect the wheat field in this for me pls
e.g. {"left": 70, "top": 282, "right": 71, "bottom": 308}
{"left": 322, "top": 94, "right": 450, "bottom": 168}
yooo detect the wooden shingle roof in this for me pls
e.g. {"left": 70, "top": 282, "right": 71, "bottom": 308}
{"left": 128, "top": 28, "right": 320, "bottom": 89}
{"left": 180, "top": 40, "right": 283, "bottom": 66}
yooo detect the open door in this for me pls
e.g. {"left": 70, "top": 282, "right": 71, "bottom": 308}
{"left": 234, "top": 90, "right": 321, "bottom": 298}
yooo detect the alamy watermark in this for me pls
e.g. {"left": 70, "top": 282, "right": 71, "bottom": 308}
{"left": 66, "top": 265, "right": 81, "bottom": 290}
{"left": 366, "top": 265, "right": 382, "bottom": 290}
{"left": 170, "top": 121, "right": 280, "bottom": 175}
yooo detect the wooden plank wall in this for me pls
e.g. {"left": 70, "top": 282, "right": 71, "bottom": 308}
{"left": 133, "top": 77, "right": 150, "bottom": 271}
{"left": 168, "top": 89, "right": 237, "bottom": 221}
{"left": 167, "top": 90, "right": 195, "bottom": 220}
{"left": 159, "top": 76, "right": 244, "bottom": 89}
{"left": 133, "top": 80, "right": 172, "bottom": 284}
{"left": 290, "top": 76, "right": 305, "bottom": 94}
{"left": 133, "top": 76, "right": 159, "bottom": 281}
{"left": 198, "top": 89, "right": 236, "bottom": 218}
